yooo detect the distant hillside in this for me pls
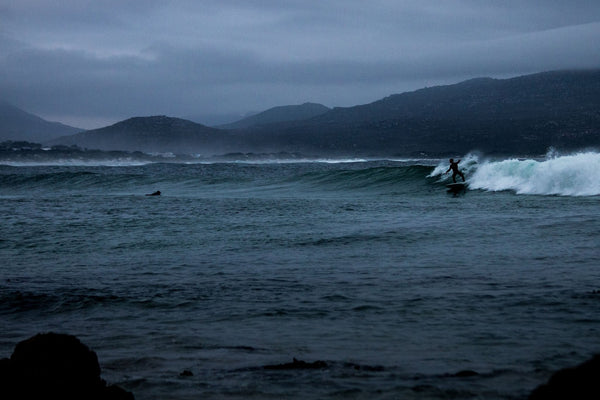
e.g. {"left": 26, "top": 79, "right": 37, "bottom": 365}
{"left": 183, "top": 111, "right": 258, "bottom": 127}
{"left": 48, "top": 69, "right": 600, "bottom": 156}
{"left": 52, "top": 116, "right": 231, "bottom": 154}
{"left": 229, "top": 69, "right": 600, "bottom": 156}
{"left": 0, "top": 101, "right": 82, "bottom": 143}
{"left": 219, "top": 102, "right": 330, "bottom": 129}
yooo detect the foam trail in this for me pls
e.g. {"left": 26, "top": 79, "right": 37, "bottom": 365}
{"left": 469, "top": 152, "right": 600, "bottom": 196}
{"left": 1, "top": 159, "right": 151, "bottom": 167}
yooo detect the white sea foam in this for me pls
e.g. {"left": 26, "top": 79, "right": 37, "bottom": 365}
{"left": 469, "top": 151, "right": 600, "bottom": 196}
{"left": 188, "top": 157, "right": 427, "bottom": 165}
{"left": 0, "top": 159, "right": 152, "bottom": 167}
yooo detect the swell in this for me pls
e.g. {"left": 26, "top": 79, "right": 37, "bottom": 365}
{"left": 0, "top": 288, "right": 126, "bottom": 314}
{"left": 0, "top": 169, "right": 145, "bottom": 191}
{"left": 3, "top": 152, "right": 599, "bottom": 196}
{"left": 0, "top": 287, "right": 201, "bottom": 314}
{"left": 288, "top": 165, "right": 436, "bottom": 191}
{"left": 0, "top": 163, "right": 439, "bottom": 193}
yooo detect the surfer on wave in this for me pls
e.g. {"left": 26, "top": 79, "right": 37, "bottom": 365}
{"left": 445, "top": 159, "right": 465, "bottom": 183}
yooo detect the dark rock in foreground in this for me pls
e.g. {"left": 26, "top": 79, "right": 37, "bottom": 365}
{"left": 0, "top": 332, "right": 133, "bottom": 400}
{"left": 529, "top": 355, "right": 600, "bottom": 400}
{"left": 2, "top": 332, "right": 598, "bottom": 399}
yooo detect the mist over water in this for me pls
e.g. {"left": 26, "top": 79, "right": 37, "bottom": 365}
{"left": 2, "top": 154, "right": 600, "bottom": 399}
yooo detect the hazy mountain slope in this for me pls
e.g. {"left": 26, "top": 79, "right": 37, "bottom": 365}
{"left": 0, "top": 101, "right": 82, "bottom": 143}
{"left": 46, "top": 69, "right": 600, "bottom": 156}
{"left": 312, "top": 70, "right": 599, "bottom": 123}
{"left": 231, "top": 69, "right": 600, "bottom": 155}
{"left": 52, "top": 115, "right": 231, "bottom": 154}
{"left": 219, "top": 102, "right": 330, "bottom": 129}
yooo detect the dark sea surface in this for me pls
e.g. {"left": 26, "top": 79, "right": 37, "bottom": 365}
{"left": 1, "top": 153, "right": 600, "bottom": 399}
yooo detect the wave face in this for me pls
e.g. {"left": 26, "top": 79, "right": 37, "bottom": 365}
{"left": 291, "top": 164, "right": 435, "bottom": 192}
{"left": 468, "top": 152, "right": 600, "bottom": 196}
{"left": 426, "top": 151, "right": 600, "bottom": 196}
{"left": 0, "top": 161, "right": 439, "bottom": 197}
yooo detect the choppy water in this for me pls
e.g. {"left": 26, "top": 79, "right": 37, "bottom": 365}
{"left": 1, "top": 152, "right": 600, "bottom": 399}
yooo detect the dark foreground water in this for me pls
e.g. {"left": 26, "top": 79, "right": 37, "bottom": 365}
{"left": 1, "top": 153, "right": 599, "bottom": 399}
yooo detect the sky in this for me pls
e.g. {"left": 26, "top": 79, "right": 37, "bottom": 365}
{"left": 1, "top": 0, "right": 599, "bottom": 129}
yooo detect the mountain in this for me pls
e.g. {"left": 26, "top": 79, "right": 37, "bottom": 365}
{"left": 51, "top": 69, "right": 600, "bottom": 156}
{"left": 219, "top": 102, "right": 330, "bottom": 129}
{"left": 0, "top": 101, "right": 82, "bottom": 143}
{"left": 184, "top": 111, "right": 258, "bottom": 127}
{"left": 228, "top": 69, "right": 600, "bottom": 156}
{"left": 52, "top": 115, "right": 230, "bottom": 154}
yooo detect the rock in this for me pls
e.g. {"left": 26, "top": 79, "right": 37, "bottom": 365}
{"left": 529, "top": 355, "right": 600, "bottom": 400}
{"left": 0, "top": 332, "right": 134, "bottom": 400}
{"left": 180, "top": 369, "right": 193, "bottom": 377}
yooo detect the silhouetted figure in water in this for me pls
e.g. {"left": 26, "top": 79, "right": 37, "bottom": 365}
{"left": 445, "top": 159, "right": 465, "bottom": 182}
{"left": 146, "top": 190, "right": 161, "bottom": 196}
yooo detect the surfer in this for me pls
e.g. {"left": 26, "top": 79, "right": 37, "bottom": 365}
{"left": 445, "top": 159, "right": 465, "bottom": 183}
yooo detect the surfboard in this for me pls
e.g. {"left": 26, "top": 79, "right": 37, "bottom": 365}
{"left": 446, "top": 182, "right": 467, "bottom": 191}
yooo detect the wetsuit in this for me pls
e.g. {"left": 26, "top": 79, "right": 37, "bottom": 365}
{"left": 447, "top": 161, "right": 465, "bottom": 183}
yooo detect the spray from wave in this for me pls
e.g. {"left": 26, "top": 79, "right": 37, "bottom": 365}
{"left": 469, "top": 151, "right": 600, "bottom": 196}
{"left": 430, "top": 151, "right": 600, "bottom": 196}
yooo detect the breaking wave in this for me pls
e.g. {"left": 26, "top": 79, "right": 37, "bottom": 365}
{"left": 430, "top": 151, "right": 600, "bottom": 196}
{"left": 2, "top": 152, "right": 598, "bottom": 196}
{"left": 469, "top": 151, "right": 600, "bottom": 196}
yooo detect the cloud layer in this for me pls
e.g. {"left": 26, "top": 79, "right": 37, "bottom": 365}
{"left": 1, "top": 1, "right": 599, "bottom": 128}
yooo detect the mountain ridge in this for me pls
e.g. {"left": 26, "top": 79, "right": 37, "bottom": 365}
{"left": 51, "top": 115, "right": 230, "bottom": 154}
{"left": 0, "top": 100, "right": 82, "bottom": 143}
{"left": 219, "top": 102, "right": 331, "bottom": 129}
{"left": 230, "top": 69, "right": 600, "bottom": 155}
{"left": 8, "top": 68, "right": 600, "bottom": 156}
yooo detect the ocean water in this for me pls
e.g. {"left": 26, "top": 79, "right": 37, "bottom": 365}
{"left": 1, "top": 152, "right": 600, "bottom": 399}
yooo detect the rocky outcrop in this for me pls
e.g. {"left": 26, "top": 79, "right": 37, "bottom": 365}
{"left": 529, "top": 355, "right": 600, "bottom": 400}
{"left": 0, "top": 332, "right": 133, "bottom": 400}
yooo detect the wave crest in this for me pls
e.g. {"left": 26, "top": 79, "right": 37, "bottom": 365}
{"left": 469, "top": 152, "right": 600, "bottom": 196}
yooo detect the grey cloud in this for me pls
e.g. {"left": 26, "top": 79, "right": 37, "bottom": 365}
{"left": 1, "top": 1, "right": 599, "bottom": 128}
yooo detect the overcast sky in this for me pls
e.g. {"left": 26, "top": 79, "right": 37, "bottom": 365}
{"left": 1, "top": 0, "right": 599, "bottom": 128}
